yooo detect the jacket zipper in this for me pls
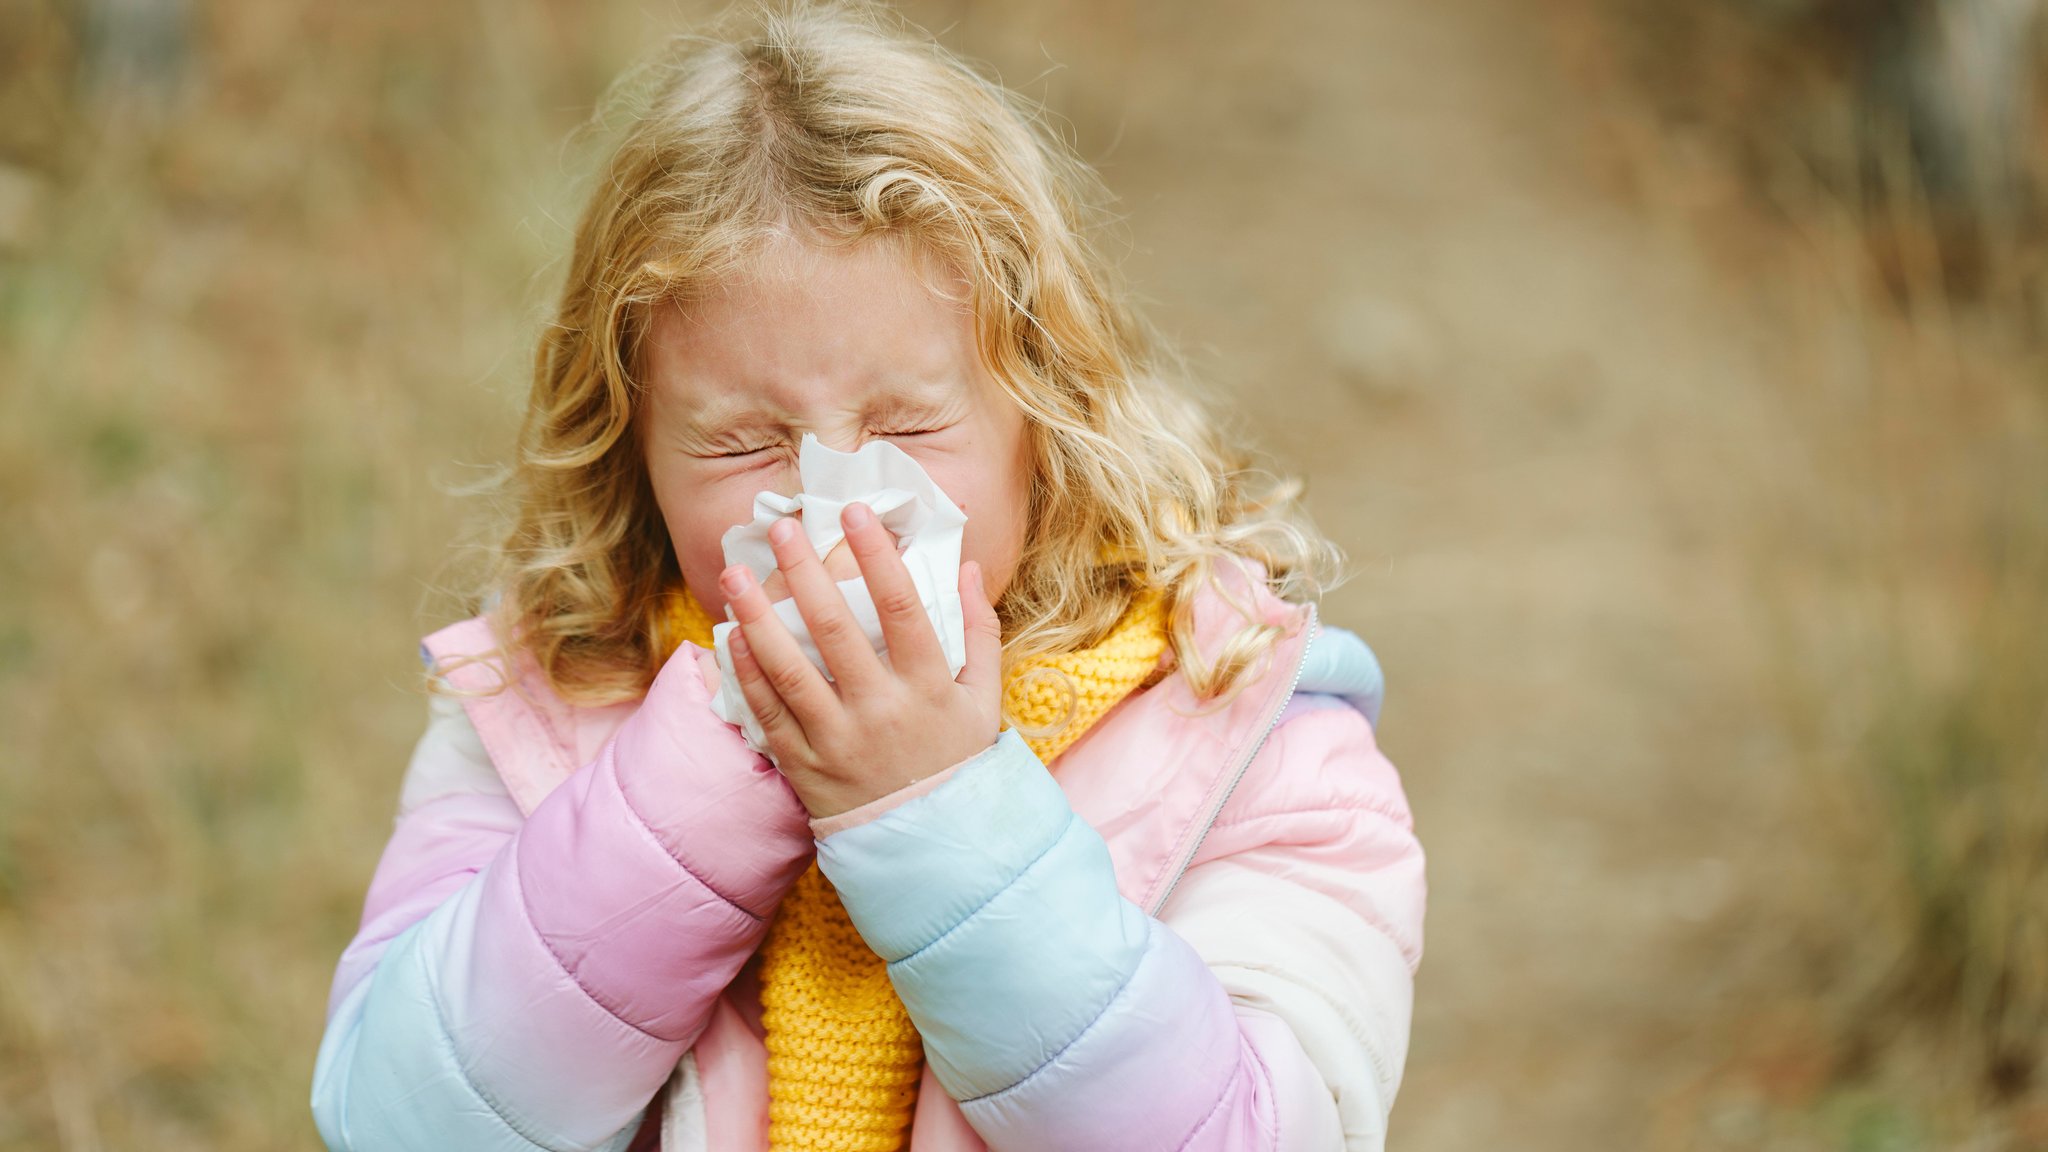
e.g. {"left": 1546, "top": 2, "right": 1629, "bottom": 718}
{"left": 1146, "top": 603, "right": 1320, "bottom": 916}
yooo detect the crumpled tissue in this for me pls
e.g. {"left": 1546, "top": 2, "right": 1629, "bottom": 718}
{"left": 710, "top": 433, "right": 968, "bottom": 757}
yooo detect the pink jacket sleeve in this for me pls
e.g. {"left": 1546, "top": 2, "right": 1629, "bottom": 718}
{"left": 311, "top": 652, "right": 813, "bottom": 1152}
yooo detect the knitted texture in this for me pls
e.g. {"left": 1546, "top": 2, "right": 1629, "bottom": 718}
{"left": 656, "top": 583, "right": 1167, "bottom": 1152}
{"left": 1001, "top": 588, "right": 1170, "bottom": 764}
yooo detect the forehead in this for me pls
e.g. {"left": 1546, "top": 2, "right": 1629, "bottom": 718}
{"left": 641, "top": 237, "right": 981, "bottom": 423}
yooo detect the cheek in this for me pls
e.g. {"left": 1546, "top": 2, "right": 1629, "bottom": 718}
{"left": 928, "top": 451, "right": 1030, "bottom": 594}
{"left": 650, "top": 466, "right": 775, "bottom": 607}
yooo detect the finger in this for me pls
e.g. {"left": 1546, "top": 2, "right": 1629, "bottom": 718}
{"left": 768, "top": 515, "right": 885, "bottom": 691}
{"left": 722, "top": 564, "right": 841, "bottom": 736}
{"left": 728, "top": 628, "right": 807, "bottom": 754}
{"left": 841, "top": 502, "right": 947, "bottom": 682}
{"left": 953, "top": 561, "right": 1005, "bottom": 698}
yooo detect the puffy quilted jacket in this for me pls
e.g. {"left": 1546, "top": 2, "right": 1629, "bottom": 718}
{"left": 311, "top": 564, "right": 1425, "bottom": 1150}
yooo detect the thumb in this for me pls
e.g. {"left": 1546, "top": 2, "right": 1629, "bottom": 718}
{"left": 955, "top": 561, "right": 1003, "bottom": 697}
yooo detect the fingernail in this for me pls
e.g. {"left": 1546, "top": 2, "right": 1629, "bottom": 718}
{"left": 844, "top": 501, "right": 871, "bottom": 529}
{"left": 730, "top": 630, "right": 750, "bottom": 659}
{"left": 769, "top": 517, "right": 797, "bottom": 545}
{"left": 720, "top": 566, "right": 750, "bottom": 596}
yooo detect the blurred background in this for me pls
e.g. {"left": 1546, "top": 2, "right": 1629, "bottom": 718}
{"left": 2, "top": 0, "right": 2044, "bottom": 1148}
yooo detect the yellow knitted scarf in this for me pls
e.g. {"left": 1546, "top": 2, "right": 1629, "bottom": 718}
{"left": 656, "top": 583, "right": 1167, "bottom": 1152}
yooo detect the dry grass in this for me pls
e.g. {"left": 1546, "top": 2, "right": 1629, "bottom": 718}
{"left": 1753, "top": 189, "right": 2048, "bottom": 1130}
{"left": 1574, "top": 3, "right": 2048, "bottom": 1142}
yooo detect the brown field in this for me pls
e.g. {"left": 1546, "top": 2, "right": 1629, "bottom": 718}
{"left": 1, "top": 1, "right": 2041, "bottom": 1148}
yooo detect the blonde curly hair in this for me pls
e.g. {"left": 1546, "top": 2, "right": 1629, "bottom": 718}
{"left": 483, "top": 0, "right": 1341, "bottom": 709}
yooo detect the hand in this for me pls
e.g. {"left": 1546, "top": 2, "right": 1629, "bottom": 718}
{"left": 718, "top": 502, "right": 1004, "bottom": 819}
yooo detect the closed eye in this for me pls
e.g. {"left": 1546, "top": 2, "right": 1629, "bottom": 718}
{"left": 696, "top": 438, "right": 781, "bottom": 459}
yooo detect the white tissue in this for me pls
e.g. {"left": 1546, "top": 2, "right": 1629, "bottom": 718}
{"left": 710, "top": 433, "right": 969, "bottom": 757}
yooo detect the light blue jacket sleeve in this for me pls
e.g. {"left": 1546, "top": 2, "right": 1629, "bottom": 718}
{"left": 816, "top": 730, "right": 1293, "bottom": 1150}
{"left": 1296, "top": 625, "right": 1384, "bottom": 726}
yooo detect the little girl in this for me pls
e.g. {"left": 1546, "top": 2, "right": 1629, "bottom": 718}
{"left": 310, "top": 5, "right": 1424, "bottom": 1151}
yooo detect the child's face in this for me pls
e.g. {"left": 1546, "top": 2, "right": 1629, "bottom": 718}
{"left": 639, "top": 236, "right": 1032, "bottom": 620}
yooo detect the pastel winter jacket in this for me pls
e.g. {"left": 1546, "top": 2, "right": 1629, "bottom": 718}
{"left": 311, "top": 565, "right": 1425, "bottom": 1151}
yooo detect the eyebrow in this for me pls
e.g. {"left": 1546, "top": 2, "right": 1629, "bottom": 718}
{"left": 679, "top": 379, "right": 964, "bottom": 441}
{"left": 679, "top": 402, "right": 782, "bottom": 441}
{"left": 865, "top": 389, "right": 960, "bottom": 424}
